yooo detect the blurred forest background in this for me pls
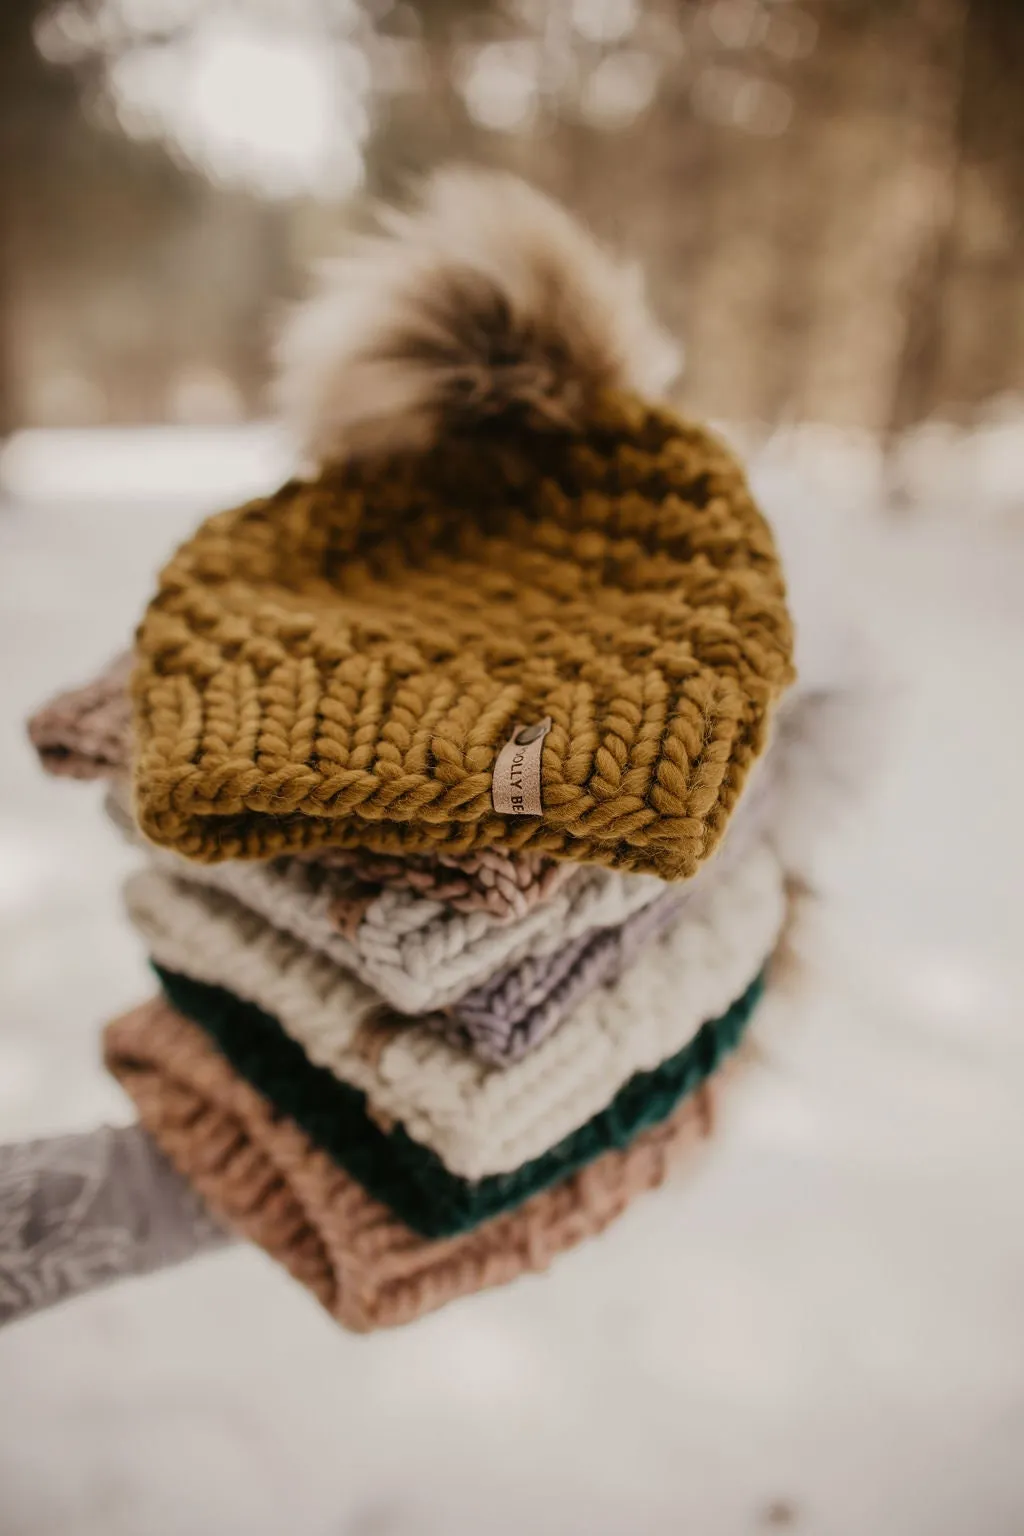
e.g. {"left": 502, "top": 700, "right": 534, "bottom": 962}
{"left": 0, "top": 0, "right": 1022, "bottom": 447}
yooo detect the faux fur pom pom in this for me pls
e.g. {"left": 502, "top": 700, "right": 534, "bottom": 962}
{"left": 275, "top": 168, "right": 681, "bottom": 467}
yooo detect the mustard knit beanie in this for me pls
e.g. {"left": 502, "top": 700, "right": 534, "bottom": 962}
{"left": 131, "top": 170, "right": 795, "bottom": 879}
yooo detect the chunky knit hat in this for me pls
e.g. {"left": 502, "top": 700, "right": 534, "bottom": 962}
{"left": 131, "top": 170, "right": 795, "bottom": 879}
{"left": 104, "top": 997, "right": 739, "bottom": 1334}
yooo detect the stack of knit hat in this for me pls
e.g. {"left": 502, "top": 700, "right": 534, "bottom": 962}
{"left": 27, "top": 171, "right": 864, "bottom": 1331}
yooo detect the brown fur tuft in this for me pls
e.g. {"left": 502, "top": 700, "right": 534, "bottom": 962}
{"left": 275, "top": 167, "right": 680, "bottom": 467}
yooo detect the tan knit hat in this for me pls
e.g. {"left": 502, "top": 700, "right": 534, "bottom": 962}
{"left": 105, "top": 996, "right": 736, "bottom": 1332}
{"left": 131, "top": 170, "right": 794, "bottom": 878}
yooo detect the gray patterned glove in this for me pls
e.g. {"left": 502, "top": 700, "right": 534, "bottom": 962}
{"left": 0, "top": 1124, "right": 230, "bottom": 1328}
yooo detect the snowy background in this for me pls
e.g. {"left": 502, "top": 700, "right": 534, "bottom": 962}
{"left": 0, "top": 426, "right": 1022, "bottom": 1536}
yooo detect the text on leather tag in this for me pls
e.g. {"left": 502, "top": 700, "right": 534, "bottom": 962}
{"left": 491, "top": 718, "right": 552, "bottom": 816}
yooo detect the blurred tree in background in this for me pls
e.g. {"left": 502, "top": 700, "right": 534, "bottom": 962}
{"left": 0, "top": 0, "right": 1021, "bottom": 438}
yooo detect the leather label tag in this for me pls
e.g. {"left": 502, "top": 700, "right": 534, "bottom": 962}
{"left": 491, "top": 718, "right": 551, "bottom": 816}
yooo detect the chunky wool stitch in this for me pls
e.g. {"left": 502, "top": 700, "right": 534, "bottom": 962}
{"left": 154, "top": 962, "right": 762, "bottom": 1239}
{"left": 131, "top": 401, "right": 793, "bottom": 876}
{"left": 109, "top": 694, "right": 767, "bottom": 1025}
{"left": 142, "top": 835, "right": 661, "bottom": 1016}
{"left": 308, "top": 844, "right": 573, "bottom": 924}
{"left": 112, "top": 806, "right": 748, "bottom": 1070}
{"left": 124, "top": 842, "right": 785, "bottom": 1177}
{"left": 27, "top": 662, "right": 570, "bottom": 923}
{"left": 27, "top": 653, "right": 133, "bottom": 780}
{"left": 105, "top": 997, "right": 734, "bottom": 1332}
{"left": 111, "top": 796, "right": 651, "bottom": 1055}
{"left": 128, "top": 826, "right": 747, "bottom": 1066}
{"left": 130, "top": 176, "right": 793, "bottom": 875}
{"left": 28, "top": 513, "right": 880, "bottom": 903}
{"left": 451, "top": 887, "right": 686, "bottom": 1066}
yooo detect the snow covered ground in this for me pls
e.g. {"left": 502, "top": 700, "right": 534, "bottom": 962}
{"left": 0, "top": 429, "right": 1022, "bottom": 1536}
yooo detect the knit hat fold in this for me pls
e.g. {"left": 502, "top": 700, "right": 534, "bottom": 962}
{"left": 129, "top": 174, "right": 794, "bottom": 877}
{"left": 105, "top": 996, "right": 738, "bottom": 1333}
{"left": 124, "top": 841, "right": 784, "bottom": 1178}
{"left": 151, "top": 961, "right": 763, "bottom": 1239}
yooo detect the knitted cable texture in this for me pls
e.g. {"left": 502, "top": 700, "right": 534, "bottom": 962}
{"left": 27, "top": 661, "right": 571, "bottom": 923}
{"left": 124, "top": 841, "right": 784, "bottom": 1177}
{"left": 154, "top": 962, "right": 762, "bottom": 1239}
{"left": 130, "top": 396, "right": 794, "bottom": 875}
{"left": 105, "top": 997, "right": 736, "bottom": 1332}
